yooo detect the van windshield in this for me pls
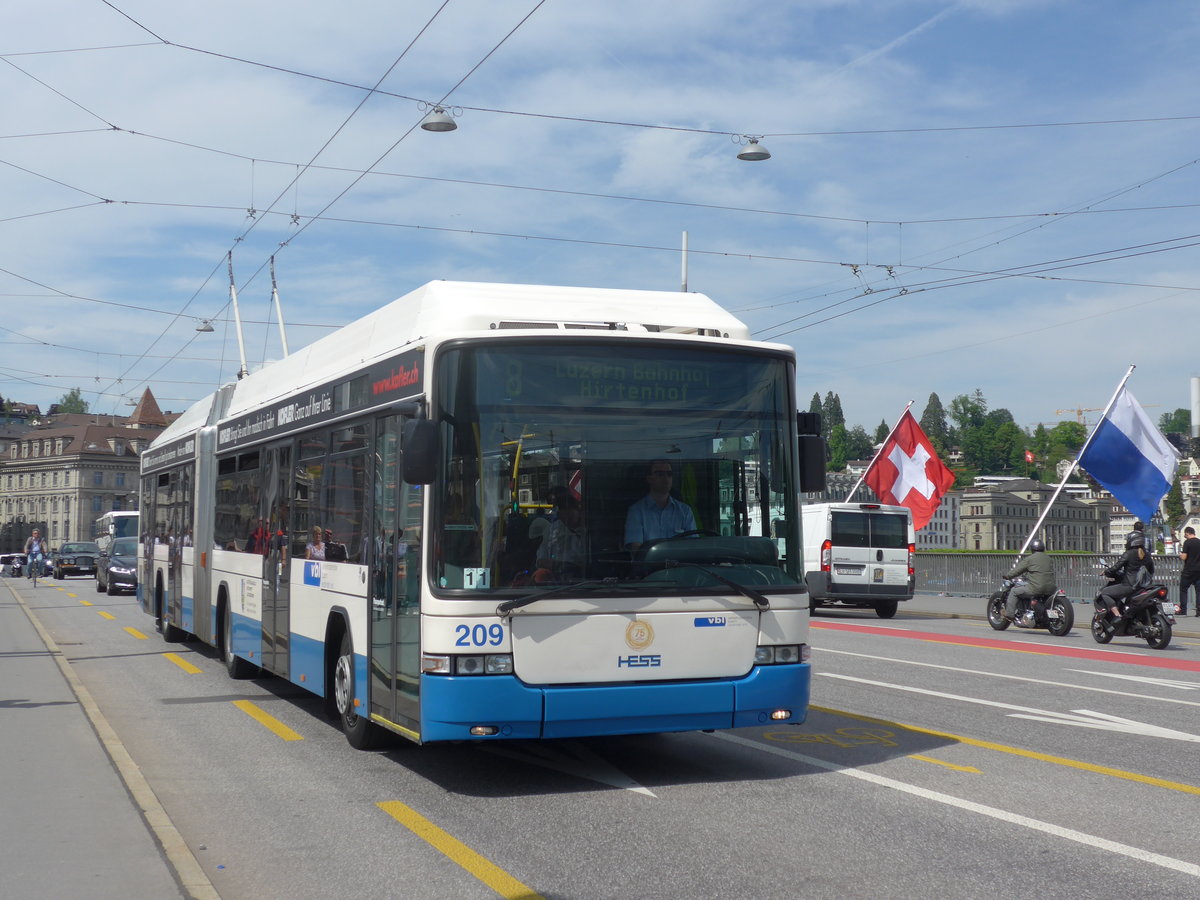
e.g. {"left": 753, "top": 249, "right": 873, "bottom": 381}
{"left": 831, "top": 511, "right": 909, "bottom": 549}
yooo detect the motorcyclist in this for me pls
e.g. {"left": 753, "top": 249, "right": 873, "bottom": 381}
{"left": 1004, "top": 538, "right": 1057, "bottom": 622}
{"left": 1099, "top": 528, "right": 1153, "bottom": 622}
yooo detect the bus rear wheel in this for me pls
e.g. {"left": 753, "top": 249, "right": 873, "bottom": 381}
{"left": 334, "top": 631, "right": 386, "bottom": 750}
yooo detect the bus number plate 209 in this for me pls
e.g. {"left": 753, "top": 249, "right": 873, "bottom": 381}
{"left": 463, "top": 568, "right": 491, "bottom": 589}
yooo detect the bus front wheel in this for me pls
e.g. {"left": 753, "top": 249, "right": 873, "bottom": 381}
{"left": 334, "top": 632, "right": 386, "bottom": 750}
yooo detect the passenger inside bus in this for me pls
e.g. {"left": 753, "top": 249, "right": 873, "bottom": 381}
{"left": 533, "top": 496, "right": 586, "bottom": 582}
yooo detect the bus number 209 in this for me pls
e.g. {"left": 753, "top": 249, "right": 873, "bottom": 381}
{"left": 455, "top": 624, "right": 505, "bottom": 647}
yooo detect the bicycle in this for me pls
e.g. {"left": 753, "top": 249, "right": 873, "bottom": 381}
{"left": 27, "top": 552, "right": 43, "bottom": 588}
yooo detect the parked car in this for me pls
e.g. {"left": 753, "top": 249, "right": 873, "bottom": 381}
{"left": 97, "top": 536, "right": 138, "bottom": 595}
{"left": 52, "top": 541, "right": 101, "bottom": 579}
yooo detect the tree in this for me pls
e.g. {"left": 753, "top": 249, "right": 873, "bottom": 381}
{"left": 57, "top": 387, "right": 89, "bottom": 414}
{"left": 1159, "top": 408, "right": 1190, "bottom": 434}
{"left": 1166, "top": 473, "right": 1186, "bottom": 526}
{"left": 822, "top": 392, "right": 845, "bottom": 434}
{"left": 919, "top": 392, "right": 949, "bottom": 454}
{"left": 828, "top": 423, "right": 848, "bottom": 471}
{"left": 874, "top": 419, "right": 890, "bottom": 444}
{"left": 845, "top": 425, "right": 874, "bottom": 461}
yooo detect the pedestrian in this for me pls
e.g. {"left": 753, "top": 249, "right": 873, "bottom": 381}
{"left": 1179, "top": 526, "right": 1200, "bottom": 617}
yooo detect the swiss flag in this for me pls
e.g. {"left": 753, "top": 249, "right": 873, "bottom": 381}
{"left": 1024, "top": 449, "right": 1035, "bottom": 464}
{"left": 863, "top": 411, "right": 956, "bottom": 531}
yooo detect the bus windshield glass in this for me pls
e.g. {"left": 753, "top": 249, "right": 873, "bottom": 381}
{"left": 433, "top": 341, "right": 801, "bottom": 597}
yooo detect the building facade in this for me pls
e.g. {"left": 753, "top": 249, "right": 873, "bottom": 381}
{"left": 958, "top": 478, "right": 1109, "bottom": 552}
{"left": 0, "top": 391, "right": 171, "bottom": 552}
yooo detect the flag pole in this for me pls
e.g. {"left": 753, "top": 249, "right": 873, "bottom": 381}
{"left": 847, "top": 400, "right": 915, "bottom": 501}
{"left": 1017, "top": 364, "right": 1136, "bottom": 556}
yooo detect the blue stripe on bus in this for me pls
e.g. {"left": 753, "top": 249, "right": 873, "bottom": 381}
{"left": 290, "top": 632, "right": 326, "bottom": 697}
{"left": 418, "top": 663, "right": 810, "bottom": 742}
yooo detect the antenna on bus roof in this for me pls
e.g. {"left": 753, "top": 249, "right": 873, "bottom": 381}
{"left": 270, "top": 255, "right": 290, "bottom": 358}
{"left": 227, "top": 252, "right": 249, "bottom": 380}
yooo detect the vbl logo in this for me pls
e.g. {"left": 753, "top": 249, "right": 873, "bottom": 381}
{"left": 617, "top": 654, "right": 662, "bottom": 668}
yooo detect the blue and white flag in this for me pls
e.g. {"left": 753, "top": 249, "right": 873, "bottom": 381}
{"left": 1079, "top": 386, "right": 1180, "bottom": 522}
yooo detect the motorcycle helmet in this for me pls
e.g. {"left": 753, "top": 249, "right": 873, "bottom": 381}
{"left": 1029, "top": 539, "right": 1045, "bottom": 552}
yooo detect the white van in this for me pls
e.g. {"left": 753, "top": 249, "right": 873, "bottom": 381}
{"left": 801, "top": 502, "right": 914, "bottom": 618}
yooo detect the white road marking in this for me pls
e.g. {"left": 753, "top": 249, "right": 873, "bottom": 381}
{"left": 1066, "top": 669, "right": 1200, "bottom": 691}
{"left": 817, "top": 647, "right": 1200, "bottom": 709}
{"left": 716, "top": 731, "right": 1200, "bottom": 879}
{"left": 480, "top": 741, "right": 656, "bottom": 796}
{"left": 819, "top": 672, "right": 1200, "bottom": 742}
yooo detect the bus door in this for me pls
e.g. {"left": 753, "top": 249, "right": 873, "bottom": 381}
{"left": 260, "top": 442, "right": 292, "bottom": 676}
{"left": 368, "top": 414, "right": 424, "bottom": 736}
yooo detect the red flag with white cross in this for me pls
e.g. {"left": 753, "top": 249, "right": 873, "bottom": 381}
{"left": 863, "top": 410, "right": 956, "bottom": 530}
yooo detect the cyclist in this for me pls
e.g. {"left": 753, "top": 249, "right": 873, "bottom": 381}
{"left": 23, "top": 528, "right": 48, "bottom": 585}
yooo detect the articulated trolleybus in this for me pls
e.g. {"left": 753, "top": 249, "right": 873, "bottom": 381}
{"left": 139, "top": 281, "right": 826, "bottom": 748}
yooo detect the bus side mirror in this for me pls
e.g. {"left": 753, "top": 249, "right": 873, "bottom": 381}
{"left": 402, "top": 419, "right": 437, "bottom": 485}
{"left": 798, "top": 434, "right": 826, "bottom": 493}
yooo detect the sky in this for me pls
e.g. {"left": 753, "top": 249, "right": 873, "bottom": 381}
{"left": 4, "top": 0, "right": 1200, "bottom": 436}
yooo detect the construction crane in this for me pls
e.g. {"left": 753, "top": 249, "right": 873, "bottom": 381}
{"left": 1055, "top": 404, "right": 1158, "bottom": 426}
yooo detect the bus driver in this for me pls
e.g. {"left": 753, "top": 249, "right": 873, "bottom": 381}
{"left": 624, "top": 460, "right": 696, "bottom": 551}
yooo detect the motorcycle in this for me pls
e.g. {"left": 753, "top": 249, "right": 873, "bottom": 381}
{"left": 987, "top": 577, "right": 1074, "bottom": 636}
{"left": 1091, "top": 582, "right": 1175, "bottom": 649}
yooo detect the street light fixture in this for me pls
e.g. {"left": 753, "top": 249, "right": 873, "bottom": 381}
{"left": 419, "top": 104, "right": 459, "bottom": 133}
{"left": 195, "top": 319, "right": 215, "bottom": 333}
{"left": 736, "top": 136, "right": 771, "bottom": 161}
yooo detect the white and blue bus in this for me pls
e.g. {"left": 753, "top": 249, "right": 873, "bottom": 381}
{"left": 94, "top": 510, "right": 139, "bottom": 556}
{"left": 138, "top": 281, "right": 825, "bottom": 747}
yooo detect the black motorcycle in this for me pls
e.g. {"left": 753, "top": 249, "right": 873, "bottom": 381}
{"left": 1091, "top": 582, "right": 1175, "bottom": 649}
{"left": 987, "top": 577, "right": 1074, "bottom": 636}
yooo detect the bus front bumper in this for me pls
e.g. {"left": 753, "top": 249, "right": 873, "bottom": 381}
{"left": 418, "top": 662, "right": 810, "bottom": 742}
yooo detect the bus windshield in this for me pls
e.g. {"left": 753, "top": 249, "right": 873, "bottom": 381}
{"left": 432, "top": 340, "right": 802, "bottom": 597}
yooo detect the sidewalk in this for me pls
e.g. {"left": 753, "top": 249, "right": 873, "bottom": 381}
{"left": 899, "top": 590, "right": 1200, "bottom": 639}
{"left": 0, "top": 578, "right": 215, "bottom": 899}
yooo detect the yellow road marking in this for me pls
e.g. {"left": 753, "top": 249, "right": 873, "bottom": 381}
{"left": 812, "top": 705, "right": 1200, "bottom": 796}
{"left": 232, "top": 700, "right": 303, "bottom": 741}
{"left": 66, "top": 592, "right": 77, "bottom": 598}
{"left": 96, "top": 610, "right": 116, "bottom": 620}
{"left": 910, "top": 754, "right": 981, "bottom": 773}
{"left": 377, "top": 801, "right": 544, "bottom": 900}
{"left": 124, "top": 626, "right": 148, "bottom": 640}
{"left": 79, "top": 599, "right": 93, "bottom": 606}
{"left": 164, "top": 652, "right": 202, "bottom": 674}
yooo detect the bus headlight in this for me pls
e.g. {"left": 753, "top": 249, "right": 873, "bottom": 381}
{"left": 755, "top": 644, "right": 802, "bottom": 665}
{"left": 423, "top": 653, "right": 515, "bottom": 676}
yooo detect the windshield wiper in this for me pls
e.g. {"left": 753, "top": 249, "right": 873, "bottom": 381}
{"left": 661, "top": 560, "right": 770, "bottom": 610}
{"left": 496, "top": 577, "right": 624, "bottom": 618}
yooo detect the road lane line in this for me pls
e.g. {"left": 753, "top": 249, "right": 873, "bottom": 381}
{"left": 818, "top": 647, "right": 1200, "bottom": 709}
{"left": 377, "top": 801, "right": 544, "bottom": 900}
{"left": 79, "top": 599, "right": 93, "bottom": 606}
{"left": 231, "top": 700, "right": 303, "bottom": 741}
{"left": 123, "top": 626, "right": 148, "bottom": 640}
{"left": 910, "top": 754, "right": 980, "bottom": 773}
{"left": 820, "top": 672, "right": 1200, "bottom": 742}
{"left": 718, "top": 731, "right": 1200, "bottom": 879}
{"left": 813, "top": 619, "right": 1200, "bottom": 672}
{"left": 811, "top": 705, "right": 1200, "bottom": 797}
{"left": 163, "top": 652, "right": 202, "bottom": 674}
{"left": 96, "top": 610, "right": 116, "bottom": 620}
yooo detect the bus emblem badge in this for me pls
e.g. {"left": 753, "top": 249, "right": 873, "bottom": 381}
{"left": 625, "top": 620, "right": 654, "bottom": 650}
